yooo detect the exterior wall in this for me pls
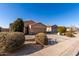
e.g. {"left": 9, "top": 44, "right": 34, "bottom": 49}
{"left": 29, "top": 23, "right": 46, "bottom": 34}
{"left": 46, "top": 26, "right": 52, "bottom": 32}
{"left": 46, "top": 25, "right": 57, "bottom": 34}
{"left": 52, "top": 25, "right": 57, "bottom": 33}
{"left": 52, "top": 28, "right": 57, "bottom": 33}
{"left": 24, "top": 20, "right": 36, "bottom": 27}
{"left": 1, "top": 28, "right": 9, "bottom": 32}
{"left": 24, "top": 26, "right": 29, "bottom": 34}
{"left": 0, "top": 27, "right": 1, "bottom": 32}
{"left": 29, "top": 27, "right": 46, "bottom": 34}
{"left": 24, "top": 20, "right": 36, "bottom": 34}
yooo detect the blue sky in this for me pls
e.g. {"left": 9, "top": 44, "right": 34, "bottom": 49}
{"left": 0, "top": 3, "right": 79, "bottom": 28}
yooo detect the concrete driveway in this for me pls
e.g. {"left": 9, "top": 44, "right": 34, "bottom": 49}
{"left": 29, "top": 34, "right": 79, "bottom": 56}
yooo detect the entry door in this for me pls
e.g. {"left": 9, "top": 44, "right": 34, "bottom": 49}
{"left": 24, "top": 26, "right": 29, "bottom": 35}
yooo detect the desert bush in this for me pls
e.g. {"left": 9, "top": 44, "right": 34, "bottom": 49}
{"left": 65, "top": 32, "right": 75, "bottom": 37}
{"left": 11, "top": 18, "right": 24, "bottom": 32}
{"left": 0, "top": 32, "right": 25, "bottom": 53}
{"left": 35, "top": 33, "right": 48, "bottom": 46}
{"left": 73, "top": 32, "right": 77, "bottom": 34}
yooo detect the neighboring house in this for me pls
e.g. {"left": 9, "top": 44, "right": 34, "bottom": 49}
{"left": 24, "top": 20, "right": 46, "bottom": 34}
{"left": 1, "top": 28, "right": 9, "bottom": 32}
{"left": 0, "top": 27, "right": 9, "bottom": 32}
{"left": 52, "top": 25, "right": 57, "bottom": 33}
{"left": 71, "top": 26, "right": 78, "bottom": 32}
{"left": 66, "top": 27, "right": 73, "bottom": 32}
{"left": 0, "top": 27, "right": 1, "bottom": 32}
{"left": 66, "top": 26, "right": 77, "bottom": 32}
{"left": 46, "top": 26, "right": 52, "bottom": 33}
{"left": 46, "top": 25, "right": 57, "bottom": 33}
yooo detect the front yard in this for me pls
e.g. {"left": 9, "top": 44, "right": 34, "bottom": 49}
{"left": 5, "top": 34, "right": 73, "bottom": 56}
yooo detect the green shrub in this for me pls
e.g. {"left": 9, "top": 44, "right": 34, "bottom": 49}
{"left": 11, "top": 18, "right": 24, "bottom": 32}
{"left": 57, "top": 26, "right": 66, "bottom": 34}
{"left": 35, "top": 33, "right": 48, "bottom": 46}
{"left": 0, "top": 32, "right": 25, "bottom": 53}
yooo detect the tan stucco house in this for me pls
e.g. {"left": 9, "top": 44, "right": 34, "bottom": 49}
{"left": 24, "top": 20, "right": 46, "bottom": 34}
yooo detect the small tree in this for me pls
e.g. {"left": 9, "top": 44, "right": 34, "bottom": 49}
{"left": 11, "top": 18, "right": 24, "bottom": 32}
{"left": 57, "top": 26, "right": 66, "bottom": 33}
